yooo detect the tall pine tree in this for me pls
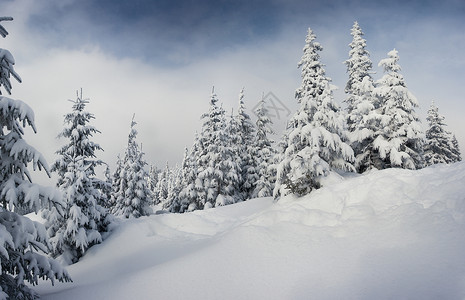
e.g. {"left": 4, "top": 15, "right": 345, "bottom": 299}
{"left": 373, "top": 49, "right": 425, "bottom": 169}
{"left": 274, "top": 28, "right": 354, "bottom": 199}
{"left": 252, "top": 95, "right": 276, "bottom": 198}
{"left": 46, "top": 91, "right": 110, "bottom": 264}
{"left": 196, "top": 89, "right": 241, "bottom": 208}
{"left": 344, "top": 21, "right": 380, "bottom": 173}
{"left": 236, "top": 88, "right": 257, "bottom": 200}
{"left": 112, "top": 116, "right": 152, "bottom": 218}
{"left": 0, "top": 16, "right": 71, "bottom": 299}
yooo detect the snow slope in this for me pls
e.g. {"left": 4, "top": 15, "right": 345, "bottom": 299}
{"left": 36, "top": 162, "right": 465, "bottom": 299}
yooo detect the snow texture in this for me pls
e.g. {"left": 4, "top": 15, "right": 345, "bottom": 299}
{"left": 34, "top": 162, "right": 465, "bottom": 300}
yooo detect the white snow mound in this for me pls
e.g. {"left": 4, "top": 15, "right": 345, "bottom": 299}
{"left": 37, "top": 162, "right": 465, "bottom": 300}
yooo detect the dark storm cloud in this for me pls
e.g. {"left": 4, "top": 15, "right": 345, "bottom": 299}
{"left": 25, "top": 0, "right": 464, "bottom": 67}
{"left": 26, "top": 0, "right": 286, "bottom": 66}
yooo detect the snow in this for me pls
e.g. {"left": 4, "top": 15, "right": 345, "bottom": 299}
{"left": 36, "top": 162, "right": 465, "bottom": 299}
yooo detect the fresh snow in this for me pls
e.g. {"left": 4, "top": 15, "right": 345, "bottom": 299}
{"left": 35, "top": 162, "right": 465, "bottom": 299}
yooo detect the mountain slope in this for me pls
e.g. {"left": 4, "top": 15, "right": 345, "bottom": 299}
{"left": 37, "top": 162, "right": 465, "bottom": 299}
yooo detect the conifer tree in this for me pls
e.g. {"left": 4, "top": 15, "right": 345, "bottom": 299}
{"left": 147, "top": 164, "right": 159, "bottom": 203}
{"left": 164, "top": 164, "right": 183, "bottom": 212}
{"left": 236, "top": 88, "right": 257, "bottom": 199}
{"left": 109, "top": 154, "right": 123, "bottom": 209}
{"left": 112, "top": 116, "right": 152, "bottom": 218}
{"left": 178, "top": 135, "right": 202, "bottom": 212}
{"left": 344, "top": 21, "right": 380, "bottom": 173}
{"left": 274, "top": 28, "right": 354, "bottom": 199}
{"left": 450, "top": 135, "right": 462, "bottom": 163}
{"left": 252, "top": 96, "right": 276, "bottom": 198}
{"left": 46, "top": 91, "right": 110, "bottom": 264}
{"left": 373, "top": 49, "right": 425, "bottom": 169}
{"left": 424, "top": 101, "right": 456, "bottom": 165}
{"left": 197, "top": 90, "right": 241, "bottom": 208}
{"left": 154, "top": 162, "right": 170, "bottom": 206}
{"left": 0, "top": 16, "right": 71, "bottom": 298}
{"left": 101, "top": 165, "right": 112, "bottom": 208}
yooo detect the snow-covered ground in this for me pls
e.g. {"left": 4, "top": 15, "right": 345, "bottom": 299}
{"left": 35, "top": 162, "right": 465, "bottom": 299}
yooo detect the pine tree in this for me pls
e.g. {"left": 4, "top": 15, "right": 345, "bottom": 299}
{"left": 147, "top": 164, "right": 159, "bottom": 204}
{"left": 164, "top": 164, "right": 183, "bottom": 212}
{"left": 344, "top": 21, "right": 380, "bottom": 173}
{"left": 373, "top": 49, "right": 425, "bottom": 169}
{"left": 0, "top": 16, "right": 71, "bottom": 299}
{"left": 236, "top": 88, "right": 257, "bottom": 200}
{"left": 274, "top": 28, "right": 354, "bottom": 199}
{"left": 109, "top": 154, "right": 123, "bottom": 209}
{"left": 424, "top": 101, "right": 456, "bottom": 165}
{"left": 197, "top": 89, "right": 241, "bottom": 208}
{"left": 101, "top": 165, "right": 112, "bottom": 208}
{"left": 112, "top": 116, "right": 152, "bottom": 218}
{"left": 252, "top": 96, "right": 276, "bottom": 198}
{"left": 154, "top": 162, "right": 170, "bottom": 206}
{"left": 450, "top": 135, "right": 462, "bottom": 163}
{"left": 46, "top": 91, "right": 110, "bottom": 264}
{"left": 178, "top": 135, "right": 202, "bottom": 212}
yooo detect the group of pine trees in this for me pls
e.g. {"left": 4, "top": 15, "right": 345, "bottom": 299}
{"left": 120, "top": 21, "right": 462, "bottom": 211}
{"left": 0, "top": 15, "right": 462, "bottom": 299}
{"left": 147, "top": 88, "right": 277, "bottom": 212}
{"left": 274, "top": 22, "right": 461, "bottom": 198}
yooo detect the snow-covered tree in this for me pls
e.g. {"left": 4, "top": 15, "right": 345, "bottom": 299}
{"left": 450, "top": 135, "right": 462, "bottom": 163}
{"left": 235, "top": 88, "right": 257, "bottom": 200}
{"left": 109, "top": 154, "right": 123, "bottom": 209}
{"left": 424, "top": 101, "right": 457, "bottom": 165}
{"left": 112, "top": 116, "right": 152, "bottom": 218}
{"left": 100, "top": 165, "right": 112, "bottom": 208}
{"left": 164, "top": 164, "right": 183, "bottom": 212}
{"left": 147, "top": 164, "right": 159, "bottom": 204}
{"left": 274, "top": 28, "right": 354, "bottom": 199}
{"left": 373, "top": 49, "right": 425, "bottom": 169}
{"left": 252, "top": 96, "right": 276, "bottom": 198}
{"left": 178, "top": 135, "right": 202, "bottom": 212}
{"left": 0, "top": 16, "right": 71, "bottom": 299}
{"left": 196, "top": 90, "right": 242, "bottom": 209}
{"left": 344, "top": 21, "right": 380, "bottom": 173}
{"left": 154, "top": 162, "right": 170, "bottom": 206}
{"left": 46, "top": 91, "right": 110, "bottom": 264}
{"left": 344, "top": 21, "right": 374, "bottom": 128}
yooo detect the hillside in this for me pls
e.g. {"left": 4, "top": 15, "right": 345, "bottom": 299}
{"left": 36, "top": 162, "right": 465, "bottom": 299}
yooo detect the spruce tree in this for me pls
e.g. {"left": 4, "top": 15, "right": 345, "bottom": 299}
{"left": 178, "top": 135, "right": 202, "bottom": 212}
{"left": 236, "top": 88, "right": 257, "bottom": 200}
{"left": 109, "top": 154, "right": 123, "bottom": 209}
{"left": 101, "top": 165, "right": 112, "bottom": 208}
{"left": 46, "top": 91, "right": 110, "bottom": 264}
{"left": 450, "top": 135, "right": 462, "bottom": 163}
{"left": 0, "top": 16, "right": 71, "bottom": 298}
{"left": 424, "top": 101, "right": 456, "bottom": 165}
{"left": 373, "top": 49, "right": 425, "bottom": 169}
{"left": 147, "top": 164, "right": 159, "bottom": 204}
{"left": 164, "top": 164, "right": 183, "bottom": 212}
{"left": 112, "top": 116, "right": 152, "bottom": 218}
{"left": 197, "top": 90, "right": 241, "bottom": 208}
{"left": 274, "top": 28, "right": 354, "bottom": 199}
{"left": 252, "top": 96, "right": 276, "bottom": 198}
{"left": 344, "top": 21, "right": 380, "bottom": 173}
{"left": 154, "top": 162, "right": 170, "bottom": 206}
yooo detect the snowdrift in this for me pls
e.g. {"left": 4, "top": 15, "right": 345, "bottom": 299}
{"left": 37, "top": 162, "right": 465, "bottom": 299}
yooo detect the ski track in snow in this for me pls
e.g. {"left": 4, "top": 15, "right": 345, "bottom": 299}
{"left": 35, "top": 162, "right": 465, "bottom": 300}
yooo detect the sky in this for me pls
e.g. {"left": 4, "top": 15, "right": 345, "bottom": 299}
{"left": 0, "top": 0, "right": 464, "bottom": 184}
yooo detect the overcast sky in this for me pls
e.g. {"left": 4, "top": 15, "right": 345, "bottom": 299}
{"left": 1, "top": 0, "right": 464, "bottom": 184}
